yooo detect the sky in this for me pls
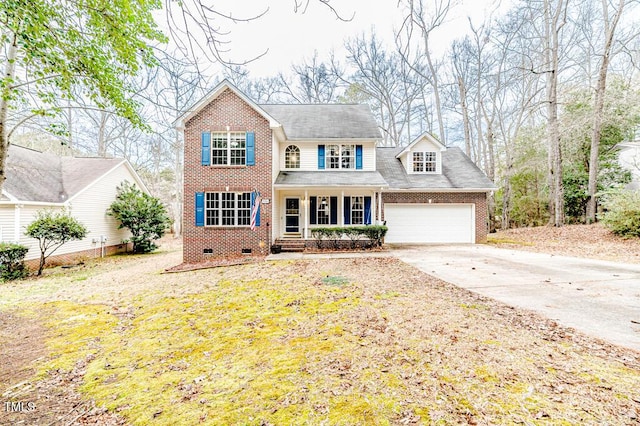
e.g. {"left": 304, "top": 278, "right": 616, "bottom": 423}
{"left": 204, "top": 0, "right": 509, "bottom": 78}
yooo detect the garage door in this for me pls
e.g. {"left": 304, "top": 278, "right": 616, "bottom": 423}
{"left": 384, "top": 204, "right": 475, "bottom": 244}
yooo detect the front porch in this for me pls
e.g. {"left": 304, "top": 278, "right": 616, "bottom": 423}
{"left": 272, "top": 189, "right": 384, "bottom": 242}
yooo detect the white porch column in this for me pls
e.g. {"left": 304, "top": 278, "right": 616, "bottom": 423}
{"left": 304, "top": 190, "right": 308, "bottom": 238}
{"left": 378, "top": 189, "right": 383, "bottom": 225}
{"left": 371, "top": 189, "right": 376, "bottom": 225}
{"left": 340, "top": 190, "right": 345, "bottom": 226}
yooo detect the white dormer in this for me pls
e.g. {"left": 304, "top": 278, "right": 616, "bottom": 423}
{"left": 396, "top": 133, "right": 446, "bottom": 174}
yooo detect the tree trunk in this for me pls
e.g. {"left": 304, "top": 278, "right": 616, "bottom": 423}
{"left": 545, "top": 0, "right": 565, "bottom": 227}
{"left": 0, "top": 34, "right": 18, "bottom": 195}
{"left": 457, "top": 75, "right": 473, "bottom": 159}
{"left": 586, "top": 0, "right": 624, "bottom": 223}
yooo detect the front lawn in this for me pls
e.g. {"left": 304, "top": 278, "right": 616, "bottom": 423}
{"left": 1, "top": 251, "right": 639, "bottom": 424}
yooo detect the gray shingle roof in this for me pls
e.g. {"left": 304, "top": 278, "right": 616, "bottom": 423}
{"left": 261, "top": 104, "right": 381, "bottom": 140}
{"left": 275, "top": 171, "right": 388, "bottom": 187}
{"left": 376, "top": 146, "right": 496, "bottom": 190}
{"left": 4, "top": 145, "right": 124, "bottom": 203}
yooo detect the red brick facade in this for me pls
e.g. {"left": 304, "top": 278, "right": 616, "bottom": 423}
{"left": 381, "top": 192, "right": 489, "bottom": 243}
{"left": 183, "top": 88, "right": 273, "bottom": 263}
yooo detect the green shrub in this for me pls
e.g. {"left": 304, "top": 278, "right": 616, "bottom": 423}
{"left": 26, "top": 209, "right": 88, "bottom": 275}
{"left": 108, "top": 181, "right": 171, "bottom": 253}
{"left": 310, "top": 225, "right": 388, "bottom": 249}
{"left": 0, "top": 242, "right": 29, "bottom": 281}
{"left": 599, "top": 190, "right": 640, "bottom": 238}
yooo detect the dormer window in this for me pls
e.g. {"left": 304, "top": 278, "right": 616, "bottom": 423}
{"left": 285, "top": 145, "right": 300, "bottom": 168}
{"left": 413, "top": 151, "right": 437, "bottom": 173}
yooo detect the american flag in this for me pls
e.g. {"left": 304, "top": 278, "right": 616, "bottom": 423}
{"left": 250, "top": 192, "right": 261, "bottom": 231}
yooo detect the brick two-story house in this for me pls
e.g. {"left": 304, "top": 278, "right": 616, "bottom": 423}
{"left": 176, "top": 80, "right": 495, "bottom": 263}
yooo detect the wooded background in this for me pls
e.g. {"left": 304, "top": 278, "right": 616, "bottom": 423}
{"left": 4, "top": 0, "right": 640, "bottom": 236}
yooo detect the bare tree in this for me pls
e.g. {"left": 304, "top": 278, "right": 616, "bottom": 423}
{"left": 586, "top": 0, "right": 628, "bottom": 222}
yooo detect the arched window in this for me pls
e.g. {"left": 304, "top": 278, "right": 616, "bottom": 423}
{"left": 285, "top": 145, "right": 300, "bottom": 168}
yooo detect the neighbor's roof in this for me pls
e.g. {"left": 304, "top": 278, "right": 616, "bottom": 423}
{"left": 261, "top": 104, "right": 381, "bottom": 140}
{"left": 2, "top": 145, "right": 131, "bottom": 203}
{"left": 376, "top": 146, "right": 496, "bottom": 191}
{"left": 274, "top": 171, "right": 388, "bottom": 187}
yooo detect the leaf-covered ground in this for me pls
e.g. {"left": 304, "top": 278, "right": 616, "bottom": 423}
{"left": 1, "top": 232, "right": 640, "bottom": 425}
{"left": 489, "top": 223, "right": 640, "bottom": 263}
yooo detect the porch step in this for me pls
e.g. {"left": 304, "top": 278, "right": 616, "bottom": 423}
{"left": 274, "top": 239, "right": 306, "bottom": 253}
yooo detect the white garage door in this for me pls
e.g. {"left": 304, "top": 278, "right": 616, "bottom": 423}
{"left": 384, "top": 204, "right": 475, "bottom": 244}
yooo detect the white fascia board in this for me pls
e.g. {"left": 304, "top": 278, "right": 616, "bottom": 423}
{"left": 174, "top": 79, "right": 281, "bottom": 130}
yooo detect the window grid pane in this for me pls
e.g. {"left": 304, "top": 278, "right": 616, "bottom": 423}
{"left": 285, "top": 145, "right": 300, "bottom": 168}
{"left": 425, "top": 152, "right": 437, "bottom": 172}
{"left": 341, "top": 145, "right": 355, "bottom": 169}
{"left": 205, "top": 193, "right": 219, "bottom": 226}
{"left": 237, "top": 192, "right": 251, "bottom": 226}
{"left": 229, "top": 133, "right": 246, "bottom": 166}
{"left": 317, "top": 196, "right": 330, "bottom": 225}
{"left": 351, "top": 196, "right": 364, "bottom": 225}
{"left": 212, "top": 133, "right": 227, "bottom": 165}
{"left": 413, "top": 152, "right": 424, "bottom": 172}
{"left": 327, "top": 145, "right": 340, "bottom": 169}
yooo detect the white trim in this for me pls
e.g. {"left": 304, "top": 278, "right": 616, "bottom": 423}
{"left": 395, "top": 132, "right": 446, "bottom": 159}
{"left": 174, "top": 79, "right": 281, "bottom": 130}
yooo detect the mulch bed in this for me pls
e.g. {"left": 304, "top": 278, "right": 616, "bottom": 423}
{"left": 164, "top": 255, "right": 266, "bottom": 273}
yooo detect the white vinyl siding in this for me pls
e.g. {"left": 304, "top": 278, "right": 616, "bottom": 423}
{"left": 280, "top": 142, "right": 376, "bottom": 171}
{"left": 10, "top": 164, "right": 138, "bottom": 261}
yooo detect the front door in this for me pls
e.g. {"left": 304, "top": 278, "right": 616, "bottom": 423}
{"left": 285, "top": 198, "right": 300, "bottom": 234}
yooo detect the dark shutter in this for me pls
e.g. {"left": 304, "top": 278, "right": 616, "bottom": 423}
{"left": 343, "top": 196, "right": 351, "bottom": 225}
{"left": 364, "top": 196, "right": 372, "bottom": 225}
{"left": 356, "top": 145, "right": 363, "bottom": 169}
{"left": 318, "top": 145, "right": 325, "bottom": 170}
{"left": 330, "top": 196, "right": 338, "bottom": 225}
{"left": 310, "top": 197, "right": 317, "bottom": 225}
{"left": 195, "top": 192, "right": 205, "bottom": 226}
{"left": 246, "top": 132, "right": 255, "bottom": 166}
{"left": 201, "top": 132, "right": 211, "bottom": 166}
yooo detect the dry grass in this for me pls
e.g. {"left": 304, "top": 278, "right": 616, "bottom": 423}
{"left": 1, "top": 232, "right": 640, "bottom": 425}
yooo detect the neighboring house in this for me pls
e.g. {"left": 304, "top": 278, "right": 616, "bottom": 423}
{"left": 176, "top": 80, "right": 495, "bottom": 263}
{"left": 617, "top": 141, "right": 640, "bottom": 190}
{"left": 0, "top": 144, "right": 148, "bottom": 263}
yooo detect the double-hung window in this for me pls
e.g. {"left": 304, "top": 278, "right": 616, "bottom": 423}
{"left": 205, "top": 192, "right": 251, "bottom": 226}
{"left": 413, "top": 151, "right": 437, "bottom": 173}
{"left": 211, "top": 132, "right": 246, "bottom": 166}
{"left": 327, "top": 144, "right": 356, "bottom": 169}
{"left": 316, "top": 196, "right": 331, "bottom": 225}
{"left": 350, "top": 196, "right": 364, "bottom": 225}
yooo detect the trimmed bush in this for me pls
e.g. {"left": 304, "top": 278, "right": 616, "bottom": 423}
{"left": 0, "top": 242, "right": 29, "bottom": 281}
{"left": 310, "top": 225, "right": 388, "bottom": 249}
{"left": 599, "top": 190, "right": 640, "bottom": 238}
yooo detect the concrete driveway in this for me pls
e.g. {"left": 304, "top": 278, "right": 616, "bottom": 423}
{"left": 391, "top": 244, "right": 640, "bottom": 352}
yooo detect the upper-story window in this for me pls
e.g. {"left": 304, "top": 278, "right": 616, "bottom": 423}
{"left": 212, "top": 132, "right": 246, "bottom": 166}
{"left": 413, "top": 151, "right": 437, "bottom": 173}
{"left": 327, "top": 144, "right": 355, "bottom": 169}
{"left": 285, "top": 145, "right": 300, "bottom": 168}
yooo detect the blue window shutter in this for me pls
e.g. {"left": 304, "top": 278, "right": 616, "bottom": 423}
{"left": 310, "top": 197, "right": 317, "bottom": 225}
{"left": 364, "top": 196, "right": 372, "bottom": 225}
{"left": 251, "top": 192, "right": 260, "bottom": 226}
{"left": 318, "top": 145, "right": 325, "bottom": 170}
{"left": 246, "top": 132, "right": 255, "bottom": 166}
{"left": 356, "top": 145, "right": 363, "bottom": 169}
{"left": 330, "top": 197, "right": 338, "bottom": 225}
{"left": 195, "top": 192, "right": 205, "bottom": 226}
{"left": 201, "top": 132, "right": 211, "bottom": 166}
{"left": 343, "top": 196, "right": 351, "bottom": 225}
